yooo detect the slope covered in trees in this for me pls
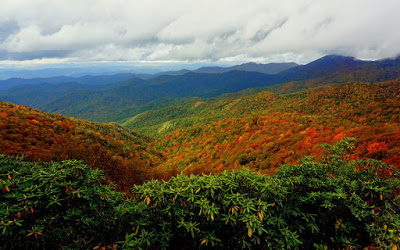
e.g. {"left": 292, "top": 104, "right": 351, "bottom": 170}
{"left": 124, "top": 81, "right": 400, "bottom": 176}
{"left": 0, "top": 101, "right": 162, "bottom": 191}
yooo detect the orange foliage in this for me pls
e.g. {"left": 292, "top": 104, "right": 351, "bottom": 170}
{"left": 158, "top": 81, "right": 400, "bottom": 174}
{"left": 0, "top": 101, "right": 163, "bottom": 192}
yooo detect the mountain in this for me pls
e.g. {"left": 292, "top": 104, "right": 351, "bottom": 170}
{"left": 277, "top": 55, "right": 400, "bottom": 83}
{"left": 0, "top": 77, "right": 146, "bottom": 116}
{"left": 154, "top": 69, "right": 191, "bottom": 76}
{"left": 0, "top": 82, "right": 111, "bottom": 108}
{"left": 233, "top": 62, "right": 299, "bottom": 74}
{"left": 199, "top": 62, "right": 299, "bottom": 74}
{"left": 42, "top": 71, "right": 280, "bottom": 121}
{"left": 0, "top": 101, "right": 162, "bottom": 191}
{"left": 0, "top": 73, "right": 146, "bottom": 91}
{"left": 148, "top": 62, "right": 298, "bottom": 77}
{"left": 0, "top": 66, "right": 156, "bottom": 81}
{"left": 167, "top": 62, "right": 299, "bottom": 75}
{"left": 276, "top": 55, "right": 367, "bottom": 81}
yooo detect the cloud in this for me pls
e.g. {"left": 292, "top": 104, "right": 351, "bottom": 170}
{"left": 0, "top": 0, "right": 399, "bottom": 67}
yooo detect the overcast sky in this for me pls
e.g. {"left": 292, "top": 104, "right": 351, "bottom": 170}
{"left": 0, "top": 0, "right": 399, "bottom": 69}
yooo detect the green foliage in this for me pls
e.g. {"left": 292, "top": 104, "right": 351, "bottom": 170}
{"left": 277, "top": 138, "right": 400, "bottom": 249}
{"left": 119, "top": 138, "right": 400, "bottom": 249}
{"left": 0, "top": 155, "right": 124, "bottom": 249}
{"left": 1, "top": 139, "right": 399, "bottom": 249}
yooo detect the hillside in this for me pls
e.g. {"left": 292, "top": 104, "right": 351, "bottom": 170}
{"left": 3, "top": 79, "right": 400, "bottom": 187}
{"left": 0, "top": 101, "right": 162, "bottom": 191}
{"left": 42, "top": 70, "right": 279, "bottom": 121}
{"left": 122, "top": 81, "right": 400, "bottom": 175}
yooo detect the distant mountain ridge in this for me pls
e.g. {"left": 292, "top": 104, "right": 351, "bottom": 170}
{"left": 196, "top": 62, "right": 299, "bottom": 74}
{"left": 1, "top": 55, "right": 400, "bottom": 123}
{"left": 0, "top": 73, "right": 147, "bottom": 91}
{"left": 156, "top": 62, "right": 299, "bottom": 76}
{"left": 276, "top": 55, "right": 367, "bottom": 81}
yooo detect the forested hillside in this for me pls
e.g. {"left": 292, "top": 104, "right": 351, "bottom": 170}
{"left": 122, "top": 81, "right": 400, "bottom": 176}
{"left": 0, "top": 101, "right": 162, "bottom": 191}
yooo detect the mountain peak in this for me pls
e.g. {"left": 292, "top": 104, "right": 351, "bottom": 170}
{"left": 315, "top": 54, "right": 356, "bottom": 62}
{"left": 305, "top": 55, "right": 361, "bottom": 69}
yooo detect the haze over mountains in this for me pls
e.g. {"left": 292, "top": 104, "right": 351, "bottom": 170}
{"left": 0, "top": 60, "right": 299, "bottom": 118}
{"left": 0, "top": 61, "right": 298, "bottom": 90}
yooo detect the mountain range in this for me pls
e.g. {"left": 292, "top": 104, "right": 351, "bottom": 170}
{"left": 1, "top": 55, "right": 400, "bottom": 124}
{"left": 156, "top": 62, "right": 298, "bottom": 76}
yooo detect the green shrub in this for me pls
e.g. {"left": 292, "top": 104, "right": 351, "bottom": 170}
{"left": 119, "top": 138, "right": 400, "bottom": 249}
{"left": 0, "top": 155, "right": 124, "bottom": 249}
{"left": 1, "top": 138, "right": 399, "bottom": 249}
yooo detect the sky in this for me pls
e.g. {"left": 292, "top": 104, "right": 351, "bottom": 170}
{"left": 0, "top": 0, "right": 400, "bottom": 70}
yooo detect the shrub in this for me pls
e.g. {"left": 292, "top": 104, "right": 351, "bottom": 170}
{"left": 0, "top": 155, "right": 124, "bottom": 249}
{"left": 119, "top": 138, "right": 400, "bottom": 249}
{"left": 1, "top": 139, "right": 399, "bottom": 249}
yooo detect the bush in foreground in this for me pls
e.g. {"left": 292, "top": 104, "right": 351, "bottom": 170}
{"left": 0, "top": 156, "right": 124, "bottom": 249}
{"left": 119, "top": 138, "right": 400, "bottom": 249}
{"left": 1, "top": 138, "right": 400, "bottom": 249}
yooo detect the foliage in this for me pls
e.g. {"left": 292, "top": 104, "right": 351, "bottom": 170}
{"left": 0, "top": 101, "right": 163, "bottom": 191}
{"left": 1, "top": 139, "right": 399, "bottom": 248}
{"left": 149, "top": 81, "right": 400, "bottom": 174}
{"left": 0, "top": 155, "right": 124, "bottom": 249}
{"left": 119, "top": 138, "right": 400, "bottom": 249}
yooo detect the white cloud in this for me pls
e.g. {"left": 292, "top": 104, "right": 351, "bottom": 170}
{"left": 0, "top": 0, "right": 399, "bottom": 67}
